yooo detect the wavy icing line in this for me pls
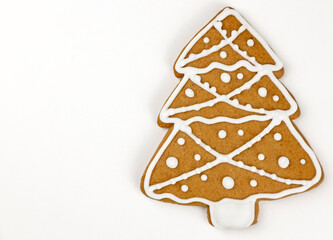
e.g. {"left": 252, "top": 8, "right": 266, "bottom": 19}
{"left": 174, "top": 7, "right": 283, "bottom": 74}
{"left": 161, "top": 71, "right": 297, "bottom": 124}
{"left": 189, "top": 70, "right": 263, "bottom": 98}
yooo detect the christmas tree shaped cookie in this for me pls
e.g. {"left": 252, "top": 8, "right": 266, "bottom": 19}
{"left": 141, "top": 7, "right": 323, "bottom": 229}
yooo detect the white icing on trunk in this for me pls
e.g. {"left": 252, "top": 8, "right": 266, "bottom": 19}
{"left": 209, "top": 198, "right": 256, "bottom": 229}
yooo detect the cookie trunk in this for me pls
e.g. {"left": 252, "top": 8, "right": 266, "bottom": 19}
{"left": 209, "top": 198, "right": 256, "bottom": 229}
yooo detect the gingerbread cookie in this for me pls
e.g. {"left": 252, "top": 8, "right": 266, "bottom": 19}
{"left": 141, "top": 7, "right": 323, "bottom": 229}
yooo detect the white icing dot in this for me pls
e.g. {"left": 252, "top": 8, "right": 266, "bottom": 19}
{"left": 220, "top": 73, "right": 231, "bottom": 83}
{"left": 258, "top": 154, "right": 265, "bottom": 161}
{"left": 258, "top": 87, "right": 267, "bottom": 97}
{"left": 237, "top": 73, "right": 244, "bottom": 79}
{"left": 220, "top": 51, "right": 227, "bottom": 59}
{"left": 181, "top": 185, "right": 189, "bottom": 192}
{"left": 238, "top": 129, "right": 244, "bottom": 136}
{"left": 185, "top": 88, "right": 194, "bottom": 98}
{"left": 166, "top": 157, "right": 178, "bottom": 168}
{"left": 273, "top": 95, "right": 279, "bottom": 102}
{"left": 300, "top": 159, "right": 306, "bottom": 165}
{"left": 274, "top": 133, "right": 282, "bottom": 141}
{"left": 194, "top": 154, "right": 201, "bottom": 161}
{"left": 247, "top": 39, "right": 254, "bottom": 47}
{"left": 250, "top": 180, "right": 257, "bottom": 187}
{"left": 222, "top": 176, "right": 234, "bottom": 189}
{"left": 177, "top": 138, "right": 185, "bottom": 145}
{"left": 201, "top": 175, "right": 208, "bottom": 181}
{"left": 278, "top": 156, "right": 290, "bottom": 169}
{"left": 203, "top": 37, "right": 210, "bottom": 43}
{"left": 218, "top": 130, "right": 227, "bottom": 139}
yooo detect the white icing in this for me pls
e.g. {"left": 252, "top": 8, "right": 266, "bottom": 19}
{"left": 210, "top": 198, "right": 256, "bottom": 229}
{"left": 247, "top": 39, "right": 254, "bottom": 47}
{"left": 258, "top": 87, "right": 267, "bottom": 97}
{"left": 237, "top": 73, "right": 244, "bottom": 79}
{"left": 274, "top": 133, "right": 282, "bottom": 141}
{"left": 300, "top": 159, "right": 306, "bottom": 165}
{"left": 143, "top": 7, "right": 322, "bottom": 229}
{"left": 238, "top": 129, "right": 244, "bottom": 136}
{"left": 222, "top": 176, "right": 234, "bottom": 189}
{"left": 218, "top": 130, "right": 227, "bottom": 139}
{"left": 181, "top": 185, "right": 189, "bottom": 192}
{"left": 278, "top": 156, "right": 290, "bottom": 169}
{"left": 203, "top": 37, "right": 210, "bottom": 43}
{"left": 185, "top": 88, "right": 194, "bottom": 98}
{"left": 250, "top": 180, "right": 257, "bottom": 187}
{"left": 220, "top": 51, "right": 227, "bottom": 59}
{"left": 177, "top": 138, "right": 185, "bottom": 145}
{"left": 220, "top": 73, "right": 231, "bottom": 83}
{"left": 166, "top": 157, "right": 178, "bottom": 169}
{"left": 258, "top": 154, "right": 265, "bottom": 161}
{"left": 194, "top": 154, "right": 201, "bottom": 161}
{"left": 201, "top": 174, "right": 208, "bottom": 181}
{"left": 273, "top": 95, "right": 279, "bottom": 102}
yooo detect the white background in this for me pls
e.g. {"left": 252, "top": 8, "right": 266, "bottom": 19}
{"left": 0, "top": 0, "right": 332, "bottom": 239}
